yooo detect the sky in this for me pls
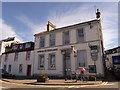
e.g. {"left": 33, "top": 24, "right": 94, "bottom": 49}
{"left": 1, "top": 2, "right": 118, "bottom": 50}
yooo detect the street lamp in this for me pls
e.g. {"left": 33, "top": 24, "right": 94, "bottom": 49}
{"left": 61, "top": 50, "right": 67, "bottom": 81}
{"left": 71, "top": 46, "right": 78, "bottom": 82}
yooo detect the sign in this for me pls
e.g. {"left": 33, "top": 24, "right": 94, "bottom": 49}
{"left": 90, "top": 45, "right": 98, "bottom": 61}
{"left": 38, "top": 48, "right": 58, "bottom": 53}
{"left": 89, "top": 65, "right": 96, "bottom": 73}
{"left": 91, "top": 52, "right": 98, "bottom": 61}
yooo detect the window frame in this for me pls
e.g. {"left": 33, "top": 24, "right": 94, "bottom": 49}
{"left": 4, "top": 54, "right": 8, "bottom": 61}
{"left": 39, "top": 36, "right": 45, "bottom": 48}
{"left": 63, "top": 30, "right": 70, "bottom": 45}
{"left": 13, "top": 45, "right": 18, "bottom": 50}
{"left": 19, "top": 44, "right": 23, "bottom": 49}
{"left": 76, "top": 28, "right": 85, "bottom": 43}
{"left": 8, "top": 64, "right": 12, "bottom": 73}
{"left": 14, "top": 52, "right": 19, "bottom": 61}
{"left": 3, "top": 65, "right": 7, "bottom": 71}
{"left": 48, "top": 53, "right": 56, "bottom": 70}
{"left": 19, "top": 64, "right": 23, "bottom": 73}
{"left": 49, "top": 33, "right": 55, "bottom": 47}
{"left": 38, "top": 54, "right": 45, "bottom": 69}
{"left": 77, "top": 50, "right": 87, "bottom": 68}
{"left": 26, "top": 51, "right": 31, "bottom": 60}
{"left": 25, "top": 43, "right": 31, "bottom": 48}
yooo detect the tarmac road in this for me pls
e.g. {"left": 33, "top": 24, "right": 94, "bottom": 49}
{"left": 0, "top": 80, "right": 120, "bottom": 90}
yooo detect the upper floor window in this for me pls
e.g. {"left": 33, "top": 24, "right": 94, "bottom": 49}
{"left": 49, "top": 33, "right": 55, "bottom": 47}
{"left": 3, "top": 65, "right": 7, "bottom": 71}
{"left": 77, "top": 50, "right": 86, "bottom": 67}
{"left": 39, "top": 36, "right": 45, "bottom": 48}
{"left": 5, "top": 54, "right": 8, "bottom": 61}
{"left": 14, "top": 52, "right": 19, "bottom": 61}
{"left": 19, "top": 45, "right": 23, "bottom": 49}
{"left": 48, "top": 53, "right": 56, "bottom": 69}
{"left": 25, "top": 43, "right": 31, "bottom": 48}
{"left": 77, "top": 28, "right": 84, "bottom": 43}
{"left": 63, "top": 31, "right": 70, "bottom": 45}
{"left": 26, "top": 51, "right": 31, "bottom": 60}
{"left": 38, "top": 54, "right": 45, "bottom": 69}
{"left": 13, "top": 45, "right": 18, "bottom": 50}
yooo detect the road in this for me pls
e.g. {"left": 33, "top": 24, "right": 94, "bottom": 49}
{"left": 0, "top": 80, "right": 120, "bottom": 90}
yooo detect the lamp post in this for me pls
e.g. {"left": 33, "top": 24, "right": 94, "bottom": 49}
{"left": 61, "top": 50, "right": 67, "bottom": 81}
{"left": 71, "top": 46, "right": 77, "bottom": 82}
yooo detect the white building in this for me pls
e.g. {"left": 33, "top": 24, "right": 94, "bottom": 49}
{"left": 1, "top": 42, "right": 34, "bottom": 76}
{"left": 0, "top": 37, "right": 19, "bottom": 68}
{"left": 33, "top": 19, "right": 104, "bottom": 77}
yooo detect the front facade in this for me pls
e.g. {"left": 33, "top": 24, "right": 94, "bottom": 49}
{"left": 34, "top": 19, "right": 104, "bottom": 77}
{"left": 1, "top": 42, "right": 34, "bottom": 76}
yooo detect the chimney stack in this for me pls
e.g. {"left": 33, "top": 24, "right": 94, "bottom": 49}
{"left": 96, "top": 9, "right": 101, "bottom": 19}
{"left": 47, "top": 21, "right": 56, "bottom": 31}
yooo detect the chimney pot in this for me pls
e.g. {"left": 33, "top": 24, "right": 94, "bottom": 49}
{"left": 47, "top": 21, "right": 56, "bottom": 31}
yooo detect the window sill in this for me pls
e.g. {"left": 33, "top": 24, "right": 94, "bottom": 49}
{"left": 48, "top": 68, "right": 56, "bottom": 70}
{"left": 38, "top": 68, "right": 45, "bottom": 70}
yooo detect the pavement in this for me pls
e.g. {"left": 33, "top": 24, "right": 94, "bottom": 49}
{"left": 1, "top": 78, "right": 103, "bottom": 86}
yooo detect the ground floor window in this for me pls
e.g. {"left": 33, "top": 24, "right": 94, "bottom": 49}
{"left": 8, "top": 65, "right": 11, "bottom": 73}
{"left": 48, "top": 53, "right": 56, "bottom": 69}
{"left": 38, "top": 54, "right": 45, "bottom": 69}
{"left": 19, "top": 64, "right": 23, "bottom": 73}
{"left": 3, "top": 65, "right": 6, "bottom": 71}
{"left": 77, "top": 50, "right": 87, "bottom": 67}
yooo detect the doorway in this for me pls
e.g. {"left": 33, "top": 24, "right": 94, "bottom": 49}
{"left": 63, "top": 50, "right": 71, "bottom": 79}
{"left": 27, "top": 65, "right": 31, "bottom": 76}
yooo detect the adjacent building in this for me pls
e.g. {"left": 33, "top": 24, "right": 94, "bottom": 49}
{"left": 105, "top": 46, "right": 120, "bottom": 69}
{"left": 1, "top": 42, "right": 34, "bottom": 76}
{"left": 0, "top": 37, "right": 18, "bottom": 68}
{"left": 33, "top": 19, "right": 104, "bottom": 77}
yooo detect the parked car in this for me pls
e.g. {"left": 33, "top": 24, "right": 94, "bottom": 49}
{"left": 114, "top": 67, "right": 120, "bottom": 80}
{"left": 0, "top": 69, "right": 15, "bottom": 79}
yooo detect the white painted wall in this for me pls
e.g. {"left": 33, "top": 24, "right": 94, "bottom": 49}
{"left": 34, "top": 20, "right": 104, "bottom": 76}
{"left": 1, "top": 50, "right": 34, "bottom": 76}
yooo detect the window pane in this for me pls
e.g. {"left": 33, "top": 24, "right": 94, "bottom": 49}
{"left": 49, "top": 53, "right": 56, "bottom": 69}
{"left": 40, "top": 36, "right": 45, "bottom": 48}
{"left": 77, "top": 28, "right": 84, "bottom": 43}
{"left": 25, "top": 43, "right": 31, "bottom": 48}
{"left": 38, "top": 55, "right": 44, "bottom": 69}
{"left": 5, "top": 54, "right": 8, "bottom": 61}
{"left": 8, "top": 65, "right": 11, "bottom": 73}
{"left": 19, "top": 64, "right": 22, "bottom": 73}
{"left": 49, "top": 33, "right": 55, "bottom": 47}
{"left": 14, "top": 53, "right": 19, "bottom": 61}
{"left": 63, "top": 31, "right": 70, "bottom": 45}
{"left": 4, "top": 65, "right": 6, "bottom": 71}
{"left": 13, "top": 45, "right": 18, "bottom": 50}
{"left": 77, "top": 50, "right": 86, "bottom": 67}
{"left": 26, "top": 51, "right": 31, "bottom": 60}
{"left": 19, "top": 45, "right": 23, "bottom": 49}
